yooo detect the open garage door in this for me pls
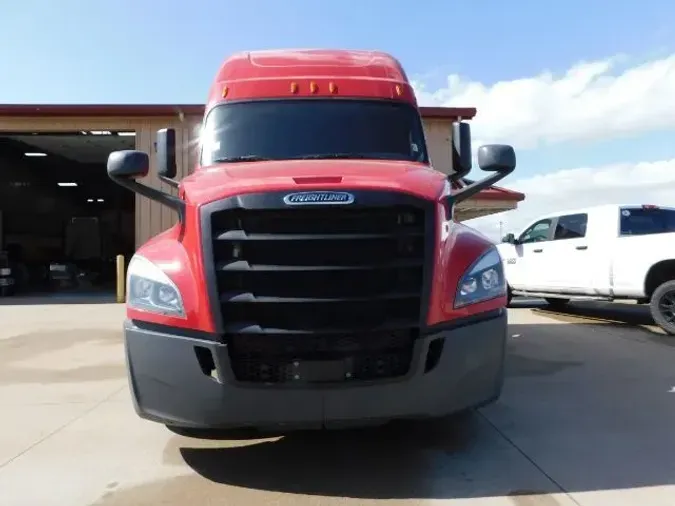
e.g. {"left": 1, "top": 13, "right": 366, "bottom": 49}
{"left": 0, "top": 131, "right": 135, "bottom": 298}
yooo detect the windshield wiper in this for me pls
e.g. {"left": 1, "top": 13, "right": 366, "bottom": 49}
{"left": 290, "top": 153, "right": 376, "bottom": 160}
{"left": 212, "top": 155, "right": 270, "bottom": 163}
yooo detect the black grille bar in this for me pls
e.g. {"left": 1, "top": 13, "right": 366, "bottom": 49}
{"left": 200, "top": 190, "right": 436, "bottom": 384}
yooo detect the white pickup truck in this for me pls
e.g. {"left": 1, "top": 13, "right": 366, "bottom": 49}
{"left": 497, "top": 204, "right": 675, "bottom": 334}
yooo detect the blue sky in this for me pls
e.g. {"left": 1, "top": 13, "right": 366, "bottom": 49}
{"left": 2, "top": 0, "right": 672, "bottom": 103}
{"left": 3, "top": 0, "right": 675, "bottom": 237}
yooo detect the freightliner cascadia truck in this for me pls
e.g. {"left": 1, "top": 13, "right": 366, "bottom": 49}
{"left": 107, "top": 49, "right": 518, "bottom": 434}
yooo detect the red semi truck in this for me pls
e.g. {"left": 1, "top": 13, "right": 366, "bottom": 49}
{"left": 107, "top": 49, "right": 517, "bottom": 433}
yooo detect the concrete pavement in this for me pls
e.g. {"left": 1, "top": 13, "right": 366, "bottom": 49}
{"left": 0, "top": 300, "right": 673, "bottom": 505}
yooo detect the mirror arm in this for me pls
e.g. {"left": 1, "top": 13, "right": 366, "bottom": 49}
{"left": 159, "top": 175, "right": 179, "bottom": 188}
{"left": 111, "top": 176, "right": 185, "bottom": 222}
{"left": 446, "top": 166, "right": 514, "bottom": 206}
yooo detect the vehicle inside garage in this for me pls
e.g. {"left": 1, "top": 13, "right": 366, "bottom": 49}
{"left": 0, "top": 131, "right": 136, "bottom": 296}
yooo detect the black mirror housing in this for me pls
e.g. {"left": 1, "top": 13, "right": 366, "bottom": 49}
{"left": 107, "top": 146, "right": 185, "bottom": 222}
{"left": 445, "top": 140, "right": 517, "bottom": 206}
{"left": 477, "top": 144, "right": 516, "bottom": 173}
{"left": 156, "top": 128, "right": 177, "bottom": 179}
{"left": 502, "top": 233, "right": 516, "bottom": 244}
{"left": 451, "top": 121, "right": 472, "bottom": 180}
{"left": 107, "top": 150, "right": 149, "bottom": 179}
{"left": 107, "top": 131, "right": 184, "bottom": 221}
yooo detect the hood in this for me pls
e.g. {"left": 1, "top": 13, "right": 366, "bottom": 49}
{"left": 180, "top": 159, "right": 447, "bottom": 205}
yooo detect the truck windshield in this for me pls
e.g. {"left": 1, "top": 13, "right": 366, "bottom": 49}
{"left": 199, "top": 99, "right": 429, "bottom": 165}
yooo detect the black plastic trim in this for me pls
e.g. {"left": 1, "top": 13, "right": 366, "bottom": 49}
{"left": 199, "top": 189, "right": 437, "bottom": 339}
{"left": 110, "top": 176, "right": 185, "bottom": 222}
{"left": 216, "top": 259, "right": 424, "bottom": 272}
{"left": 445, "top": 168, "right": 514, "bottom": 206}
{"left": 130, "top": 320, "right": 219, "bottom": 341}
{"left": 215, "top": 230, "right": 423, "bottom": 241}
{"left": 223, "top": 319, "right": 419, "bottom": 335}
{"left": 423, "top": 307, "right": 505, "bottom": 335}
{"left": 220, "top": 290, "right": 419, "bottom": 304}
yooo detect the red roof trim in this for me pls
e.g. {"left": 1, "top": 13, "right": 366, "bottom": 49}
{"left": 477, "top": 186, "right": 525, "bottom": 202}
{"left": 452, "top": 179, "right": 524, "bottom": 202}
{"left": 421, "top": 107, "right": 476, "bottom": 120}
{"left": 0, "top": 104, "right": 476, "bottom": 120}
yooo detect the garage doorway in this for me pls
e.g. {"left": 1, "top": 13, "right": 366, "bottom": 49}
{"left": 0, "top": 130, "right": 135, "bottom": 300}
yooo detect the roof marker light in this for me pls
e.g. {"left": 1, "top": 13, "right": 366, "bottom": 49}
{"left": 222, "top": 86, "right": 229, "bottom": 98}
{"left": 290, "top": 82, "right": 299, "bottom": 94}
{"left": 329, "top": 82, "right": 338, "bottom": 94}
{"left": 395, "top": 85, "right": 403, "bottom": 96}
{"left": 310, "top": 82, "right": 318, "bottom": 94}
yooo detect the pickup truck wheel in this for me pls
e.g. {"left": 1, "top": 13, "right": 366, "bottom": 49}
{"left": 649, "top": 280, "right": 675, "bottom": 335}
{"left": 544, "top": 297, "right": 570, "bottom": 309}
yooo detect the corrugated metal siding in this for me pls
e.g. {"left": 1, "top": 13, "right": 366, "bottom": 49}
{"left": 423, "top": 118, "right": 453, "bottom": 175}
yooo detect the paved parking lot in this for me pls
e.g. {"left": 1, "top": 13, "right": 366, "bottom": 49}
{"left": 1, "top": 299, "right": 674, "bottom": 505}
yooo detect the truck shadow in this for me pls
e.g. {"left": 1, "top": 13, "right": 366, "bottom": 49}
{"left": 531, "top": 301, "right": 675, "bottom": 346}
{"left": 535, "top": 300, "right": 654, "bottom": 326}
{"left": 146, "top": 321, "right": 675, "bottom": 502}
{"left": 510, "top": 296, "right": 673, "bottom": 338}
{"left": 175, "top": 416, "right": 491, "bottom": 499}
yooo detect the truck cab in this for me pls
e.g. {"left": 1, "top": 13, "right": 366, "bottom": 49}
{"left": 499, "top": 204, "right": 675, "bottom": 334}
{"left": 106, "top": 49, "right": 518, "bottom": 432}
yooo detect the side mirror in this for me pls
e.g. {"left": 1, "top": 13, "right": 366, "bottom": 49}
{"left": 445, "top": 139, "right": 517, "bottom": 206}
{"left": 502, "top": 233, "right": 516, "bottom": 244}
{"left": 107, "top": 150, "right": 149, "bottom": 179}
{"left": 156, "top": 128, "right": 177, "bottom": 185}
{"left": 107, "top": 146, "right": 184, "bottom": 222}
{"left": 477, "top": 144, "right": 516, "bottom": 173}
{"left": 451, "top": 121, "right": 472, "bottom": 180}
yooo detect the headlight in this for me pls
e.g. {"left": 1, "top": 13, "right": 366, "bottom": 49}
{"left": 126, "top": 255, "right": 186, "bottom": 318}
{"left": 454, "top": 247, "right": 506, "bottom": 308}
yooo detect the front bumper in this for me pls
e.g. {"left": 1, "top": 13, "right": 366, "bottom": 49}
{"left": 124, "top": 309, "right": 507, "bottom": 430}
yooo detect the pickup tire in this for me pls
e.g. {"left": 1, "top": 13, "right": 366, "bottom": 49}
{"left": 649, "top": 280, "right": 675, "bottom": 335}
{"left": 544, "top": 297, "right": 570, "bottom": 309}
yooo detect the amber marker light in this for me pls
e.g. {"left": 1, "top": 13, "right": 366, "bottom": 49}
{"left": 222, "top": 86, "right": 229, "bottom": 98}
{"left": 290, "top": 82, "right": 299, "bottom": 94}
{"left": 329, "top": 82, "right": 338, "bottom": 94}
{"left": 310, "top": 82, "right": 318, "bottom": 94}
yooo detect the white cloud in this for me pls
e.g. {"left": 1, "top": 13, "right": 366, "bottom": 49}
{"left": 465, "top": 157, "right": 675, "bottom": 242}
{"left": 413, "top": 53, "right": 675, "bottom": 150}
